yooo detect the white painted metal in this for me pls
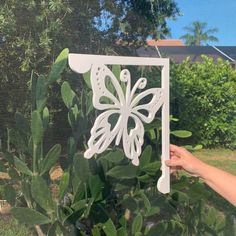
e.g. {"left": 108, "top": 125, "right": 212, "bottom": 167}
{"left": 69, "top": 54, "right": 170, "bottom": 194}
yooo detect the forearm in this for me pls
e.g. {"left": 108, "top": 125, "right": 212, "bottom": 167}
{"left": 199, "top": 163, "right": 236, "bottom": 207}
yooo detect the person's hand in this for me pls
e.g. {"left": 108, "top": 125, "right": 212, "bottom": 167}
{"left": 165, "top": 144, "right": 207, "bottom": 177}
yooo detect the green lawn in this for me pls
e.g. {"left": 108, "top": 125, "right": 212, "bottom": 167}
{"left": 194, "top": 148, "right": 236, "bottom": 175}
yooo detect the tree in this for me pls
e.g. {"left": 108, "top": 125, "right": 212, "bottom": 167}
{"left": 180, "top": 21, "right": 218, "bottom": 46}
{"left": 0, "top": 0, "right": 180, "bottom": 142}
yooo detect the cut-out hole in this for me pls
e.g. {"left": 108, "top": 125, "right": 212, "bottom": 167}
{"left": 136, "top": 109, "right": 149, "bottom": 117}
{"left": 108, "top": 113, "right": 120, "bottom": 130}
{"left": 93, "top": 133, "right": 104, "bottom": 144}
{"left": 99, "top": 96, "right": 115, "bottom": 105}
{"left": 96, "top": 127, "right": 104, "bottom": 133}
{"left": 135, "top": 93, "right": 153, "bottom": 105}
{"left": 105, "top": 76, "right": 118, "bottom": 96}
{"left": 134, "top": 139, "right": 138, "bottom": 153}
{"left": 127, "top": 116, "right": 136, "bottom": 133}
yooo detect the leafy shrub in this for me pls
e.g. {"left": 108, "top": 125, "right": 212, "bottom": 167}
{"left": 171, "top": 56, "right": 236, "bottom": 148}
{"left": 0, "top": 50, "right": 235, "bottom": 236}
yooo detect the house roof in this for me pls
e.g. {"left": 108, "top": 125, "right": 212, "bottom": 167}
{"left": 136, "top": 46, "right": 236, "bottom": 64}
{"left": 147, "top": 39, "right": 184, "bottom": 46}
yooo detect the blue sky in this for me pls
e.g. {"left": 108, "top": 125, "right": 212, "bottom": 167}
{"left": 167, "top": 0, "right": 236, "bottom": 45}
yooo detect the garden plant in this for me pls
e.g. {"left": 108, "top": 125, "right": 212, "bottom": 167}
{"left": 0, "top": 49, "right": 235, "bottom": 236}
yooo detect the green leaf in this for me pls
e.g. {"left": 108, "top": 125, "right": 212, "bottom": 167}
{"left": 83, "top": 71, "right": 92, "bottom": 89}
{"left": 144, "top": 118, "right": 161, "bottom": 131}
{"left": 92, "top": 226, "right": 101, "bottom": 236}
{"left": 139, "top": 191, "right": 151, "bottom": 212}
{"left": 9, "top": 129, "right": 28, "bottom": 153}
{"left": 71, "top": 104, "right": 80, "bottom": 120}
{"left": 48, "top": 48, "right": 69, "bottom": 83}
{"left": 22, "top": 180, "right": 32, "bottom": 204}
{"left": 170, "top": 115, "right": 179, "bottom": 122}
{"left": 73, "top": 153, "right": 90, "bottom": 183}
{"left": 135, "top": 233, "right": 142, "bottom": 236}
{"left": 40, "top": 144, "right": 61, "bottom": 175}
{"left": 117, "top": 227, "right": 127, "bottom": 236}
{"left": 71, "top": 199, "right": 87, "bottom": 211}
{"left": 170, "top": 130, "right": 192, "bottom": 138}
{"left": 194, "top": 144, "right": 203, "bottom": 150}
{"left": 101, "top": 149, "right": 124, "bottom": 163}
{"left": 193, "top": 144, "right": 203, "bottom": 150}
{"left": 61, "top": 81, "right": 76, "bottom": 108}
{"left": 184, "top": 144, "right": 203, "bottom": 151}
{"left": 59, "top": 171, "right": 70, "bottom": 199}
{"left": 31, "top": 175, "right": 54, "bottom": 212}
{"left": 112, "top": 65, "right": 121, "bottom": 79}
{"left": 14, "top": 157, "right": 33, "bottom": 176}
{"left": 147, "top": 129, "right": 156, "bottom": 140}
{"left": 141, "top": 161, "right": 161, "bottom": 175}
{"left": 47, "top": 221, "right": 59, "bottom": 236}
{"left": 112, "top": 65, "right": 126, "bottom": 94}
{"left": 11, "top": 207, "right": 51, "bottom": 226}
{"left": 89, "top": 175, "right": 104, "bottom": 200}
{"left": 4, "top": 185, "right": 16, "bottom": 205}
{"left": 31, "top": 73, "right": 37, "bottom": 110}
{"left": 43, "top": 107, "right": 50, "bottom": 129}
{"left": 31, "top": 111, "right": 44, "bottom": 145}
{"left": 3, "top": 152, "right": 14, "bottom": 166}
{"left": 8, "top": 167, "right": 20, "bottom": 180}
{"left": 132, "top": 213, "right": 143, "bottom": 234}
{"left": 139, "top": 145, "right": 152, "bottom": 168}
{"left": 106, "top": 165, "right": 138, "bottom": 179}
{"left": 84, "top": 197, "right": 94, "bottom": 218}
{"left": 36, "top": 76, "right": 47, "bottom": 111}
{"left": 86, "top": 91, "right": 94, "bottom": 115}
{"left": 146, "top": 222, "right": 167, "bottom": 236}
{"left": 57, "top": 205, "right": 73, "bottom": 224}
{"left": 102, "top": 219, "right": 117, "bottom": 236}
{"left": 137, "top": 174, "right": 151, "bottom": 183}
{"left": 67, "top": 136, "right": 76, "bottom": 159}
{"left": 0, "top": 160, "right": 6, "bottom": 172}
{"left": 15, "top": 112, "right": 30, "bottom": 135}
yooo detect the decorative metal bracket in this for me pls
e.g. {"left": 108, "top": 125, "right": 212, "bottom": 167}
{"left": 69, "top": 54, "right": 170, "bottom": 194}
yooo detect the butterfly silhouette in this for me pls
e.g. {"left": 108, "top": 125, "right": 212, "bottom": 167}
{"left": 84, "top": 64, "right": 164, "bottom": 166}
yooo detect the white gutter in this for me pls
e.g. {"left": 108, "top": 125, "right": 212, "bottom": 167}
{"left": 212, "top": 46, "right": 235, "bottom": 62}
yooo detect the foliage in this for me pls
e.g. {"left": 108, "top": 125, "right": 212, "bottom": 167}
{"left": 171, "top": 56, "right": 236, "bottom": 148}
{"left": 0, "top": 49, "right": 235, "bottom": 236}
{"left": 180, "top": 21, "right": 218, "bottom": 46}
{"left": 0, "top": 217, "right": 31, "bottom": 236}
{"left": 0, "top": 0, "right": 180, "bottom": 142}
{"left": 0, "top": 49, "right": 69, "bottom": 235}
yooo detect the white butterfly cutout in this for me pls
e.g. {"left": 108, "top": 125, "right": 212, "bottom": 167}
{"left": 83, "top": 64, "right": 164, "bottom": 166}
{"left": 69, "top": 54, "right": 170, "bottom": 194}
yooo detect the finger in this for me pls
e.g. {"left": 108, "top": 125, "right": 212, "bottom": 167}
{"left": 170, "top": 144, "right": 186, "bottom": 158}
{"left": 170, "top": 144, "right": 179, "bottom": 152}
{"left": 165, "top": 158, "right": 183, "bottom": 167}
{"left": 170, "top": 144, "right": 181, "bottom": 157}
{"left": 169, "top": 155, "right": 180, "bottom": 161}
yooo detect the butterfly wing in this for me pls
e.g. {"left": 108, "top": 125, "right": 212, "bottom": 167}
{"left": 130, "top": 88, "right": 164, "bottom": 123}
{"left": 84, "top": 110, "right": 123, "bottom": 159}
{"left": 91, "top": 64, "right": 125, "bottom": 110}
{"left": 122, "top": 114, "right": 144, "bottom": 166}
